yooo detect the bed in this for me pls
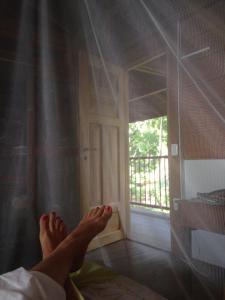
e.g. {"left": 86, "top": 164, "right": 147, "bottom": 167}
{"left": 70, "top": 261, "right": 167, "bottom": 300}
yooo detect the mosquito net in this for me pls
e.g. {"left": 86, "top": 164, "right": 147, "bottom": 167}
{"left": 0, "top": 0, "right": 225, "bottom": 299}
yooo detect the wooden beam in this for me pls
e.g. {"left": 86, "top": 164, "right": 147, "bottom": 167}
{"left": 181, "top": 46, "right": 210, "bottom": 60}
{"left": 135, "top": 67, "right": 166, "bottom": 77}
{"left": 129, "top": 88, "right": 167, "bottom": 103}
{"left": 128, "top": 52, "right": 166, "bottom": 71}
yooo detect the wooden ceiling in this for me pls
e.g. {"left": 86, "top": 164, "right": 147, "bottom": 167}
{"left": 1, "top": 0, "right": 223, "bottom": 124}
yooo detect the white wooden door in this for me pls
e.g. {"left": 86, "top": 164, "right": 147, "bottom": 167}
{"left": 79, "top": 52, "right": 129, "bottom": 249}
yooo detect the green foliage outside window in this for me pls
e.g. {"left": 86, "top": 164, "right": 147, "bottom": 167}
{"left": 129, "top": 116, "right": 169, "bottom": 211}
{"left": 129, "top": 116, "right": 168, "bottom": 157}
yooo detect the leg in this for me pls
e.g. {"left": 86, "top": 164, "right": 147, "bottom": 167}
{"left": 39, "top": 211, "right": 79, "bottom": 299}
{"left": 33, "top": 205, "right": 112, "bottom": 287}
{"left": 39, "top": 212, "right": 67, "bottom": 259}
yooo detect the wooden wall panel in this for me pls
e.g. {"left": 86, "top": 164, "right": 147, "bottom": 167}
{"left": 125, "top": 34, "right": 165, "bottom": 69}
{"left": 129, "top": 92, "right": 167, "bottom": 123}
{"left": 181, "top": 50, "right": 225, "bottom": 88}
{"left": 180, "top": 77, "right": 225, "bottom": 159}
{"left": 179, "top": 2, "right": 225, "bottom": 160}
{"left": 88, "top": 64, "right": 119, "bottom": 118}
{"left": 129, "top": 71, "right": 166, "bottom": 99}
{"left": 102, "top": 125, "right": 120, "bottom": 205}
{"left": 180, "top": 1, "right": 225, "bottom": 43}
{"left": 89, "top": 123, "right": 102, "bottom": 207}
{"left": 167, "top": 52, "right": 183, "bottom": 255}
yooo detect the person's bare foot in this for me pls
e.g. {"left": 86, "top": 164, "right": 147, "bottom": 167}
{"left": 33, "top": 206, "right": 112, "bottom": 287}
{"left": 56, "top": 205, "right": 113, "bottom": 270}
{"left": 39, "top": 206, "right": 112, "bottom": 260}
{"left": 74, "top": 205, "right": 113, "bottom": 238}
{"left": 39, "top": 212, "right": 67, "bottom": 259}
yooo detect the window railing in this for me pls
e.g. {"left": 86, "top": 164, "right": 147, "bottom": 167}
{"left": 129, "top": 156, "right": 170, "bottom": 210}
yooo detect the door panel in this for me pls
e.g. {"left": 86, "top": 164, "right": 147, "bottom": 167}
{"left": 102, "top": 125, "right": 119, "bottom": 205}
{"left": 89, "top": 123, "right": 102, "bottom": 207}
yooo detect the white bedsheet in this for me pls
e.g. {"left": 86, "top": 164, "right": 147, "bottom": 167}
{"left": 0, "top": 267, "right": 66, "bottom": 300}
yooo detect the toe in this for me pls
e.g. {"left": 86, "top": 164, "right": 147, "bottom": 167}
{"left": 55, "top": 216, "right": 61, "bottom": 230}
{"left": 95, "top": 205, "right": 105, "bottom": 218}
{"left": 39, "top": 214, "right": 49, "bottom": 235}
{"left": 59, "top": 222, "right": 64, "bottom": 232}
{"left": 49, "top": 212, "right": 56, "bottom": 232}
{"left": 59, "top": 222, "right": 67, "bottom": 240}
{"left": 102, "top": 206, "right": 112, "bottom": 220}
{"left": 90, "top": 206, "right": 100, "bottom": 217}
{"left": 59, "top": 222, "right": 67, "bottom": 235}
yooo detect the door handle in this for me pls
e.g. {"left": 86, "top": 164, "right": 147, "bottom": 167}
{"left": 81, "top": 148, "right": 97, "bottom": 160}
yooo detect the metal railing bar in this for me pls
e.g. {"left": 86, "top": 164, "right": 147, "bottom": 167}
{"left": 159, "top": 158, "right": 162, "bottom": 208}
{"left": 144, "top": 159, "right": 146, "bottom": 204}
{"left": 148, "top": 157, "right": 151, "bottom": 204}
{"left": 154, "top": 159, "right": 157, "bottom": 206}
{"left": 134, "top": 159, "right": 137, "bottom": 203}
{"left": 129, "top": 156, "right": 170, "bottom": 210}
{"left": 139, "top": 158, "right": 141, "bottom": 204}
{"left": 165, "top": 159, "right": 168, "bottom": 207}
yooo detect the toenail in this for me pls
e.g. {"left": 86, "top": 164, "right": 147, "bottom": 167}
{"left": 42, "top": 215, "right": 48, "bottom": 220}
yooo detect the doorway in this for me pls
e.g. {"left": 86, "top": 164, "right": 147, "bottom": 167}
{"left": 129, "top": 116, "right": 169, "bottom": 213}
{"left": 127, "top": 53, "right": 171, "bottom": 250}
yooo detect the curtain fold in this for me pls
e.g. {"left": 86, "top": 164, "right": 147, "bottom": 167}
{"left": 0, "top": 0, "right": 80, "bottom": 273}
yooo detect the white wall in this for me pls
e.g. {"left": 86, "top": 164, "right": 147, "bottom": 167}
{"left": 183, "top": 159, "right": 225, "bottom": 267}
{"left": 183, "top": 159, "right": 225, "bottom": 199}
